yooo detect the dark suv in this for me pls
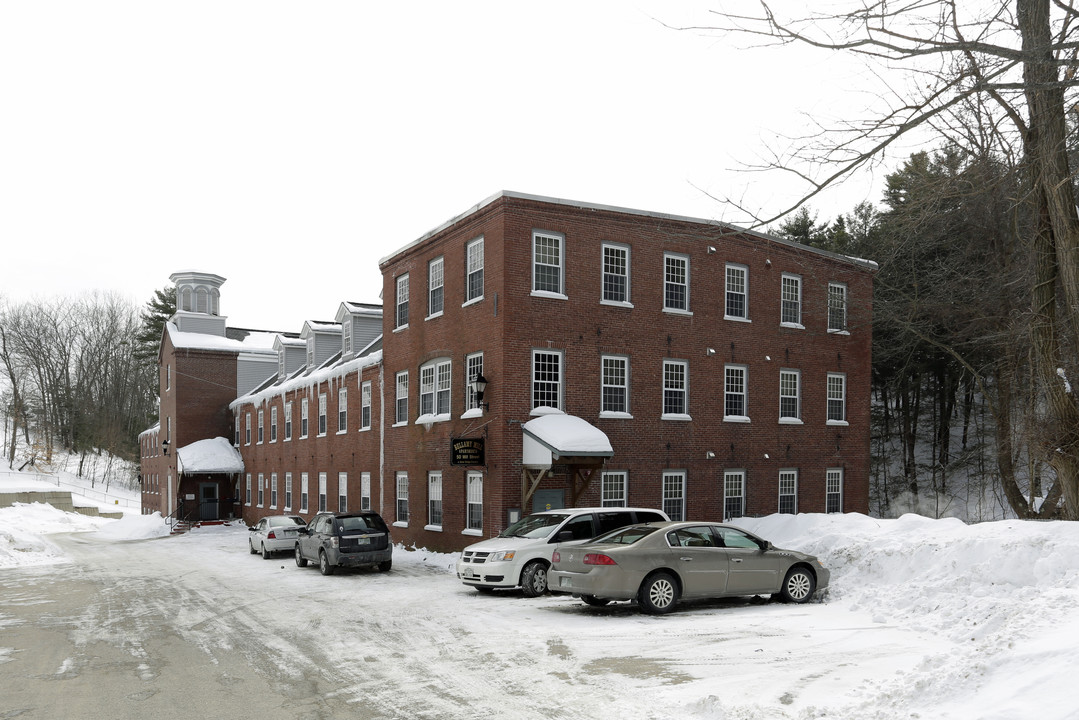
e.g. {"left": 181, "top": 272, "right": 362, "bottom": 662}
{"left": 295, "top": 512, "right": 392, "bottom": 576}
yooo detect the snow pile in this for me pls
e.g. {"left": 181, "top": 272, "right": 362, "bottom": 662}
{"left": 0, "top": 502, "right": 113, "bottom": 568}
{"left": 91, "top": 512, "right": 173, "bottom": 541}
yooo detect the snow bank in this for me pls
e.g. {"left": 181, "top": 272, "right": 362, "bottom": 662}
{"left": 0, "top": 502, "right": 113, "bottom": 568}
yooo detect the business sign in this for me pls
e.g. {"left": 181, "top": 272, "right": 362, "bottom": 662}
{"left": 451, "top": 437, "right": 485, "bottom": 466}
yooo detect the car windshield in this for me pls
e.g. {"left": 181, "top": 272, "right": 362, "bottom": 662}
{"left": 592, "top": 525, "right": 659, "bottom": 545}
{"left": 338, "top": 515, "right": 387, "bottom": 533}
{"left": 497, "top": 513, "right": 571, "bottom": 539}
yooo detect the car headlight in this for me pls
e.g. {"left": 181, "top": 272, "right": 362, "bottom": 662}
{"left": 489, "top": 550, "right": 516, "bottom": 562}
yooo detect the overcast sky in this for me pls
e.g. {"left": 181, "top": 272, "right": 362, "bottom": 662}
{"left": 2, "top": 1, "right": 884, "bottom": 332}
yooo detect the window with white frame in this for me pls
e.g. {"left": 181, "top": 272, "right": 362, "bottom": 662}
{"left": 466, "top": 472, "right": 483, "bottom": 531}
{"left": 306, "top": 337, "right": 315, "bottom": 368}
{"left": 343, "top": 320, "right": 352, "bottom": 355}
{"left": 270, "top": 406, "right": 278, "bottom": 442}
{"left": 724, "top": 470, "right": 745, "bottom": 520}
{"left": 725, "top": 365, "right": 748, "bottom": 420}
{"left": 270, "top": 472, "right": 278, "bottom": 508}
{"left": 781, "top": 274, "right": 802, "bottom": 326}
{"left": 300, "top": 473, "right": 309, "bottom": 513}
{"left": 826, "top": 468, "right": 843, "bottom": 513}
{"left": 318, "top": 472, "right": 327, "bottom": 513}
{"left": 602, "top": 242, "right": 630, "bottom": 304}
{"left": 725, "top": 263, "right": 748, "bottom": 319}
{"left": 245, "top": 473, "right": 252, "bottom": 505}
{"left": 360, "top": 472, "right": 371, "bottom": 511}
{"left": 465, "top": 353, "right": 484, "bottom": 411}
{"left": 601, "top": 471, "right": 628, "bottom": 507}
{"left": 318, "top": 393, "right": 328, "bottom": 436}
{"left": 338, "top": 472, "right": 347, "bottom": 513}
{"left": 601, "top": 355, "right": 629, "bottom": 414}
{"left": 257, "top": 409, "right": 264, "bottom": 443}
{"left": 360, "top": 381, "right": 372, "bottom": 430}
{"left": 396, "top": 472, "right": 409, "bottom": 524}
{"left": 428, "top": 256, "right": 444, "bottom": 318}
{"left": 396, "top": 371, "right": 409, "bottom": 424}
{"left": 664, "top": 253, "right": 689, "bottom": 311}
{"left": 428, "top": 471, "right": 443, "bottom": 528}
{"left": 466, "top": 237, "right": 484, "bottom": 302}
{"left": 419, "top": 359, "right": 451, "bottom": 419}
{"left": 532, "top": 349, "right": 563, "bottom": 410}
{"left": 257, "top": 473, "right": 264, "bottom": 506}
{"left": 662, "top": 360, "right": 688, "bottom": 417}
{"left": 828, "top": 282, "right": 848, "bottom": 332}
{"left": 395, "top": 274, "right": 409, "bottom": 329}
{"left": 234, "top": 415, "right": 240, "bottom": 446}
{"left": 337, "top": 387, "right": 347, "bottom": 433}
{"left": 300, "top": 398, "right": 309, "bottom": 438}
{"left": 827, "top": 373, "right": 847, "bottom": 423}
{"left": 779, "top": 369, "right": 801, "bottom": 421}
{"left": 245, "top": 413, "right": 251, "bottom": 445}
{"left": 278, "top": 350, "right": 286, "bottom": 378}
{"left": 663, "top": 471, "right": 686, "bottom": 521}
{"left": 533, "top": 230, "right": 565, "bottom": 295}
{"left": 284, "top": 472, "right": 293, "bottom": 511}
{"left": 284, "top": 401, "right": 292, "bottom": 441}
{"left": 779, "top": 470, "right": 797, "bottom": 514}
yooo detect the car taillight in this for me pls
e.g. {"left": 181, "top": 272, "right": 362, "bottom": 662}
{"left": 267, "top": 530, "right": 277, "bottom": 539}
{"left": 584, "top": 554, "right": 617, "bottom": 566}
{"left": 552, "top": 551, "right": 561, "bottom": 563}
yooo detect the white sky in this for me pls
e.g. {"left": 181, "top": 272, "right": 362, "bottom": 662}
{"left": 1, "top": 1, "right": 883, "bottom": 332}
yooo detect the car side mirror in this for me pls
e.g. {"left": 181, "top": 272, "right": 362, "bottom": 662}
{"left": 555, "top": 530, "right": 575, "bottom": 543}
{"left": 248, "top": 526, "right": 257, "bottom": 532}
{"left": 760, "top": 540, "right": 773, "bottom": 551}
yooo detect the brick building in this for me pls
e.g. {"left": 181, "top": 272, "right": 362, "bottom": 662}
{"left": 143, "top": 192, "right": 874, "bottom": 552}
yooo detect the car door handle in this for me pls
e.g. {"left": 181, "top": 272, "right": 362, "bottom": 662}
{"left": 680, "top": 557, "right": 693, "bottom": 562}
{"left": 732, "top": 558, "right": 743, "bottom": 563}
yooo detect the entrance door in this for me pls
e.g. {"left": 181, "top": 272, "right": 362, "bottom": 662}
{"left": 199, "top": 483, "right": 219, "bottom": 521}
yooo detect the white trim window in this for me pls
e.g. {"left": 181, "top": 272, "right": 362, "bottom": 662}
{"left": 300, "top": 398, "right": 309, "bottom": 438}
{"left": 601, "top": 471, "right": 628, "bottom": 507}
{"left": 779, "top": 369, "right": 801, "bottom": 422}
{"left": 781, "top": 273, "right": 803, "bottom": 327}
{"left": 360, "top": 472, "right": 371, "bottom": 511}
{"left": 428, "top": 256, "right": 444, "bottom": 318}
{"left": 270, "top": 472, "right": 278, "bottom": 509}
{"left": 427, "top": 471, "right": 443, "bottom": 529}
{"left": 724, "top": 470, "right": 745, "bottom": 520}
{"left": 343, "top": 320, "right": 353, "bottom": 355}
{"left": 419, "top": 359, "right": 451, "bottom": 420}
{"left": 270, "top": 406, "right": 278, "bottom": 443}
{"left": 396, "top": 472, "right": 409, "bottom": 525}
{"left": 245, "top": 413, "right": 251, "bottom": 445}
{"left": 662, "top": 471, "right": 686, "bottom": 521}
{"left": 395, "top": 274, "right": 409, "bottom": 329}
{"left": 827, "top": 468, "right": 844, "bottom": 513}
{"left": 395, "top": 371, "right": 409, "bottom": 425}
{"left": 257, "top": 473, "right": 264, "bottom": 507}
{"left": 724, "top": 365, "right": 749, "bottom": 421}
{"left": 663, "top": 252, "right": 689, "bottom": 312}
{"left": 532, "top": 230, "right": 565, "bottom": 296}
{"left": 466, "top": 237, "right": 484, "bottom": 303}
{"left": 300, "top": 473, "right": 309, "bottom": 514}
{"left": 532, "top": 349, "right": 563, "bottom": 410}
{"left": 828, "top": 282, "right": 848, "bottom": 333}
{"left": 779, "top": 470, "right": 798, "bottom": 514}
{"left": 662, "top": 360, "right": 689, "bottom": 418}
{"left": 725, "top": 263, "right": 749, "bottom": 320}
{"left": 338, "top": 472, "right": 348, "bottom": 513}
{"left": 827, "top": 373, "right": 848, "bottom": 424}
{"left": 245, "top": 473, "right": 252, "bottom": 506}
{"left": 601, "top": 355, "right": 629, "bottom": 415}
{"left": 257, "top": 409, "right": 264, "bottom": 444}
{"left": 284, "top": 401, "right": 292, "bottom": 441}
{"left": 234, "top": 415, "right": 240, "bottom": 446}
{"left": 466, "top": 472, "right": 483, "bottom": 532}
{"left": 306, "top": 336, "right": 315, "bottom": 368}
{"left": 465, "top": 353, "right": 484, "bottom": 412}
{"left": 318, "top": 472, "right": 327, "bottom": 513}
{"left": 601, "top": 242, "right": 631, "bottom": 305}
{"left": 318, "top": 393, "right": 328, "bottom": 436}
{"left": 337, "top": 387, "right": 347, "bottom": 433}
{"left": 284, "top": 472, "right": 293, "bottom": 511}
{"left": 360, "top": 381, "right": 372, "bottom": 430}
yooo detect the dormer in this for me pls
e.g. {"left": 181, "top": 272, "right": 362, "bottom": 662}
{"left": 300, "top": 321, "right": 342, "bottom": 370}
{"left": 336, "top": 302, "right": 383, "bottom": 359}
{"left": 170, "top": 270, "right": 227, "bottom": 337}
{"left": 273, "top": 335, "right": 306, "bottom": 380}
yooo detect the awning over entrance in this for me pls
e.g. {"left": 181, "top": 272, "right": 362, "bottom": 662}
{"left": 520, "top": 410, "right": 613, "bottom": 509}
{"left": 176, "top": 437, "right": 245, "bottom": 475}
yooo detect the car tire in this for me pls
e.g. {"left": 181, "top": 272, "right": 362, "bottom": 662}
{"left": 638, "top": 572, "right": 679, "bottom": 615}
{"left": 319, "top": 551, "right": 335, "bottom": 576}
{"left": 295, "top": 544, "right": 308, "bottom": 567}
{"left": 520, "top": 561, "right": 549, "bottom": 597}
{"left": 780, "top": 566, "right": 816, "bottom": 603}
{"left": 378, "top": 559, "right": 392, "bottom": 572}
{"left": 249, "top": 540, "right": 257, "bottom": 554}
{"left": 580, "top": 595, "right": 611, "bottom": 607}
{"left": 261, "top": 544, "right": 271, "bottom": 560}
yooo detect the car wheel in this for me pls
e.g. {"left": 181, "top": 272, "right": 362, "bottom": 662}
{"left": 638, "top": 572, "right": 679, "bottom": 614}
{"left": 261, "top": 544, "right": 271, "bottom": 560}
{"left": 378, "top": 559, "right": 392, "bottom": 572}
{"left": 780, "top": 566, "right": 816, "bottom": 603}
{"left": 295, "top": 544, "right": 308, "bottom": 567}
{"left": 319, "top": 551, "right": 335, "bottom": 576}
{"left": 580, "top": 595, "right": 611, "bottom": 607}
{"left": 520, "top": 561, "right": 549, "bottom": 597}
{"left": 249, "top": 539, "right": 257, "bottom": 554}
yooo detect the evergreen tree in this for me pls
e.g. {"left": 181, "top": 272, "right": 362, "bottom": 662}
{"left": 135, "top": 286, "right": 175, "bottom": 363}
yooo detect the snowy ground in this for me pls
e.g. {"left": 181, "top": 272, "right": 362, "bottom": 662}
{"left": 2, "top": 469, "right": 1079, "bottom": 719}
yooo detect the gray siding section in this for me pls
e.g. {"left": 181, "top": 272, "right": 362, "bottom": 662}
{"left": 175, "top": 313, "right": 227, "bottom": 336}
{"left": 352, "top": 316, "right": 381, "bottom": 354}
{"left": 237, "top": 356, "right": 277, "bottom": 397}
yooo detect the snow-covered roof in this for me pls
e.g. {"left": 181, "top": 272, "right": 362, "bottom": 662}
{"left": 176, "top": 437, "right": 244, "bottom": 475}
{"left": 339, "top": 301, "right": 382, "bottom": 317}
{"left": 230, "top": 349, "right": 383, "bottom": 411}
{"left": 166, "top": 322, "right": 277, "bottom": 354}
{"left": 522, "top": 409, "right": 614, "bottom": 466}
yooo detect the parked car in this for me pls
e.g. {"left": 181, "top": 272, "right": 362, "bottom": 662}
{"left": 294, "top": 512, "right": 393, "bottom": 576}
{"left": 456, "top": 507, "right": 669, "bottom": 596}
{"left": 248, "top": 515, "right": 307, "bottom": 559}
{"left": 548, "top": 521, "right": 829, "bottom": 614}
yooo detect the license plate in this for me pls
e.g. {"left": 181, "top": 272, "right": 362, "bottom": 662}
{"left": 559, "top": 576, "right": 572, "bottom": 587}
{"left": 283, "top": 530, "right": 295, "bottom": 537}
{"left": 464, "top": 568, "right": 477, "bottom": 579}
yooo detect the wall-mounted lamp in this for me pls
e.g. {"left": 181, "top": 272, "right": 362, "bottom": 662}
{"left": 765, "top": 258, "right": 772, "bottom": 267}
{"left": 707, "top": 246, "right": 717, "bottom": 254}
{"left": 706, "top": 348, "right": 716, "bottom": 356}
{"left": 705, "top": 451, "right": 716, "bottom": 459}
{"left": 161, "top": 440, "right": 170, "bottom": 456}
{"left": 470, "top": 372, "right": 490, "bottom": 411}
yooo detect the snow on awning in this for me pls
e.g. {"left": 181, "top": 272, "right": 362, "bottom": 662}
{"left": 176, "top": 437, "right": 245, "bottom": 475}
{"left": 522, "top": 409, "right": 613, "bottom": 469}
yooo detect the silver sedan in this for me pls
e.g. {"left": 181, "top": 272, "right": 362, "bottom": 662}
{"left": 248, "top": 515, "right": 307, "bottom": 559}
{"left": 548, "top": 521, "right": 829, "bottom": 614}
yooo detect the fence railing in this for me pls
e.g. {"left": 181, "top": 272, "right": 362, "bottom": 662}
{"left": 17, "top": 472, "right": 140, "bottom": 509}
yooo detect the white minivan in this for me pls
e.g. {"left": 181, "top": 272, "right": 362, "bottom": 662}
{"left": 456, "top": 507, "right": 669, "bottom": 596}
